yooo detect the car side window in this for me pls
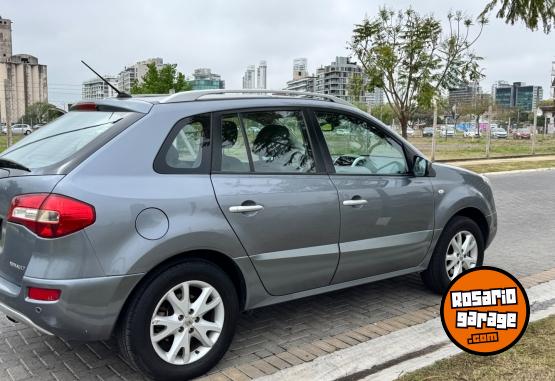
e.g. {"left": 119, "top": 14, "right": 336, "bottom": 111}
{"left": 156, "top": 114, "right": 210, "bottom": 172}
{"left": 219, "top": 110, "right": 315, "bottom": 174}
{"left": 315, "top": 111, "right": 408, "bottom": 175}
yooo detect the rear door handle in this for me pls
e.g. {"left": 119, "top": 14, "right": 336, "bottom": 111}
{"left": 343, "top": 199, "right": 368, "bottom": 206}
{"left": 229, "top": 205, "right": 264, "bottom": 213}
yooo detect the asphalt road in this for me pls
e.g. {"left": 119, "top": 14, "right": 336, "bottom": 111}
{"left": 1, "top": 170, "right": 554, "bottom": 381}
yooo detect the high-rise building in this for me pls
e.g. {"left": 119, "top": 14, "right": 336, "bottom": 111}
{"left": 292, "top": 58, "right": 308, "bottom": 80}
{"left": 0, "top": 16, "right": 48, "bottom": 124}
{"left": 242, "top": 65, "right": 256, "bottom": 89}
{"left": 491, "top": 80, "right": 510, "bottom": 100}
{"left": 312, "top": 56, "right": 383, "bottom": 106}
{"left": 285, "top": 58, "right": 316, "bottom": 93}
{"left": 493, "top": 81, "right": 543, "bottom": 112}
{"left": 257, "top": 60, "right": 267, "bottom": 89}
{"left": 190, "top": 68, "right": 225, "bottom": 90}
{"left": 82, "top": 76, "right": 119, "bottom": 100}
{"left": 448, "top": 82, "right": 482, "bottom": 108}
{"left": 117, "top": 58, "right": 166, "bottom": 93}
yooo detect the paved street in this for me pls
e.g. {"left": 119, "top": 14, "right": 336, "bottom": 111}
{"left": 1, "top": 170, "right": 555, "bottom": 381}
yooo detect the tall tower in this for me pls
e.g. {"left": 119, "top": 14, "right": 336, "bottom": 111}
{"left": 257, "top": 61, "right": 267, "bottom": 89}
{"left": 242, "top": 65, "right": 255, "bottom": 89}
{"left": 0, "top": 16, "right": 13, "bottom": 61}
{"left": 293, "top": 58, "right": 308, "bottom": 80}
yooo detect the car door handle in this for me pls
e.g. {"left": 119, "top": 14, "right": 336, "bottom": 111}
{"left": 343, "top": 199, "right": 368, "bottom": 206}
{"left": 229, "top": 205, "right": 264, "bottom": 213}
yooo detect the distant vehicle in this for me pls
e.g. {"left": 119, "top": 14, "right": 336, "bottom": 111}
{"left": 464, "top": 129, "right": 480, "bottom": 138}
{"left": 32, "top": 124, "right": 44, "bottom": 130}
{"left": 1, "top": 123, "right": 33, "bottom": 135}
{"left": 513, "top": 128, "right": 531, "bottom": 139}
{"left": 491, "top": 127, "right": 508, "bottom": 139}
{"left": 406, "top": 127, "right": 415, "bottom": 137}
{"left": 440, "top": 126, "right": 456, "bottom": 137}
{"left": 422, "top": 127, "right": 434, "bottom": 137}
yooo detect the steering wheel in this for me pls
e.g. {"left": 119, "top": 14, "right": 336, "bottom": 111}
{"left": 351, "top": 156, "right": 367, "bottom": 167}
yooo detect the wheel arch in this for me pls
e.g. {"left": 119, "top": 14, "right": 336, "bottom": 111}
{"left": 448, "top": 206, "right": 490, "bottom": 245}
{"left": 114, "top": 249, "right": 247, "bottom": 334}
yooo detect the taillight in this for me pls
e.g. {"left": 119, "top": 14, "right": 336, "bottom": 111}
{"left": 8, "top": 194, "right": 95, "bottom": 238}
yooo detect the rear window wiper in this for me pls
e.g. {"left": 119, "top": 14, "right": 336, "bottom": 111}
{"left": 0, "top": 158, "right": 31, "bottom": 172}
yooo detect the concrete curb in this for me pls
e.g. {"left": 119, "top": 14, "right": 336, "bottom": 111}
{"left": 483, "top": 167, "right": 555, "bottom": 176}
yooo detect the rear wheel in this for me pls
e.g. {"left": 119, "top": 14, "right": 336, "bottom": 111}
{"left": 117, "top": 260, "right": 239, "bottom": 381}
{"left": 24, "top": 130, "right": 31, "bottom": 135}
{"left": 421, "top": 216, "right": 484, "bottom": 294}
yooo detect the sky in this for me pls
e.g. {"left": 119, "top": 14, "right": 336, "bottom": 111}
{"left": 3, "top": 0, "right": 554, "bottom": 108}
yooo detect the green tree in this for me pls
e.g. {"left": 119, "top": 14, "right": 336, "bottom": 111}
{"left": 350, "top": 8, "right": 486, "bottom": 138}
{"left": 369, "top": 103, "right": 395, "bottom": 125}
{"left": 131, "top": 63, "right": 192, "bottom": 94}
{"left": 18, "top": 102, "right": 64, "bottom": 125}
{"left": 481, "top": 0, "right": 555, "bottom": 33}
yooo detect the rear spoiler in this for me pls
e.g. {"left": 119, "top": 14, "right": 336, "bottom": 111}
{"left": 70, "top": 98, "right": 153, "bottom": 114}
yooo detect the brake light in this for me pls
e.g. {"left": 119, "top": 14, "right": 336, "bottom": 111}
{"left": 8, "top": 194, "right": 95, "bottom": 238}
{"left": 28, "top": 287, "right": 61, "bottom": 301}
{"left": 72, "top": 102, "right": 98, "bottom": 111}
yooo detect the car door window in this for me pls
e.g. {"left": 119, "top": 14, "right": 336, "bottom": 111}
{"left": 315, "top": 111, "right": 407, "bottom": 175}
{"left": 219, "top": 110, "right": 315, "bottom": 173}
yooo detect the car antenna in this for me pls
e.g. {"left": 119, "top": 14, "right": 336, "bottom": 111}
{"left": 81, "top": 60, "right": 131, "bottom": 99}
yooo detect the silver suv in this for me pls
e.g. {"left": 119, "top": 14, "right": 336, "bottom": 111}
{"left": 0, "top": 90, "right": 496, "bottom": 380}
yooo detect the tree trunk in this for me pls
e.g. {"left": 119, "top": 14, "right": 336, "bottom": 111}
{"left": 400, "top": 115, "right": 409, "bottom": 139}
{"left": 476, "top": 114, "right": 480, "bottom": 137}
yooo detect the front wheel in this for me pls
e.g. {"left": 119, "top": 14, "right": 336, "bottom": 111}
{"left": 421, "top": 216, "right": 484, "bottom": 294}
{"left": 117, "top": 260, "right": 239, "bottom": 381}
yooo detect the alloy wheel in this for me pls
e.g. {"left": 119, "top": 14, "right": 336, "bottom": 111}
{"left": 445, "top": 230, "right": 478, "bottom": 280}
{"left": 150, "top": 280, "right": 225, "bottom": 365}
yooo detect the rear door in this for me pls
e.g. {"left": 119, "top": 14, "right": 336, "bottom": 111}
{"left": 311, "top": 109, "right": 435, "bottom": 284}
{"left": 210, "top": 109, "right": 340, "bottom": 296}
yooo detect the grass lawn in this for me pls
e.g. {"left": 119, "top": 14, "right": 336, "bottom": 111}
{"left": 0, "top": 135, "right": 23, "bottom": 150}
{"left": 409, "top": 136, "right": 555, "bottom": 160}
{"left": 398, "top": 316, "right": 555, "bottom": 381}
{"left": 458, "top": 160, "right": 555, "bottom": 174}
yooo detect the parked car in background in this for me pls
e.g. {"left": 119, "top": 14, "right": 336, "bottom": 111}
{"left": 491, "top": 127, "right": 508, "bottom": 139}
{"left": 422, "top": 127, "right": 434, "bottom": 137}
{"left": 464, "top": 129, "right": 480, "bottom": 138}
{"left": 32, "top": 124, "right": 44, "bottom": 130}
{"left": 440, "top": 126, "right": 456, "bottom": 137}
{"left": 406, "top": 127, "right": 415, "bottom": 137}
{"left": 1, "top": 123, "right": 33, "bottom": 135}
{"left": 0, "top": 90, "right": 497, "bottom": 380}
{"left": 513, "top": 128, "right": 531, "bottom": 139}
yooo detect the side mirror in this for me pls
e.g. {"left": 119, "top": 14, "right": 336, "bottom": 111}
{"left": 413, "top": 156, "right": 429, "bottom": 177}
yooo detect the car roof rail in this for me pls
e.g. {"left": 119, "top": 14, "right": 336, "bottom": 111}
{"left": 159, "top": 89, "right": 353, "bottom": 106}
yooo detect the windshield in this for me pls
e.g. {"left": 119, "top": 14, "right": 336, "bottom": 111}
{"left": 1, "top": 111, "right": 133, "bottom": 170}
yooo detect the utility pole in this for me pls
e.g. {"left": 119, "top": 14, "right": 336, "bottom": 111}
{"left": 4, "top": 78, "right": 13, "bottom": 147}
{"left": 431, "top": 98, "right": 437, "bottom": 161}
{"left": 532, "top": 107, "right": 538, "bottom": 155}
{"left": 485, "top": 105, "right": 492, "bottom": 158}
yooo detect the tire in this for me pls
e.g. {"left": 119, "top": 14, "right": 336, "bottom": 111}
{"left": 24, "top": 130, "right": 31, "bottom": 135}
{"left": 421, "top": 216, "right": 484, "bottom": 294}
{"left": 117, "top": 260, "right": 239, "bottom": 381}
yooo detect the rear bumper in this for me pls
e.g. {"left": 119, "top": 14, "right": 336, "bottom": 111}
{"left": 0, "top": 273, "right": 143, "bottom": 341}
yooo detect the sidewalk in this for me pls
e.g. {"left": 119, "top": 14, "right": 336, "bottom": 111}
{"left": 255, "top": 272, "right": 555, "bottom": 381}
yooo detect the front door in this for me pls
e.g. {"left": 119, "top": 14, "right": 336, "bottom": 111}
{"left": 312, "top": 110, "right": 435, "bottom": 284}
{"left": 211, "top": 109, "right": 340, "bottom": 296}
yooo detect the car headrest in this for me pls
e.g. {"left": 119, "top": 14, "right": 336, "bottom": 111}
{"left": 222, "top": 120, "right": 239, "bottom": 148}
{"left": 252, "top": 124, "right": 292, "bottom": 158}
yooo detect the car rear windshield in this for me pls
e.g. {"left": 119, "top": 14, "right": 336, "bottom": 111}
{"left": 0, "top": 111, "right": 135, "bottom": 171}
